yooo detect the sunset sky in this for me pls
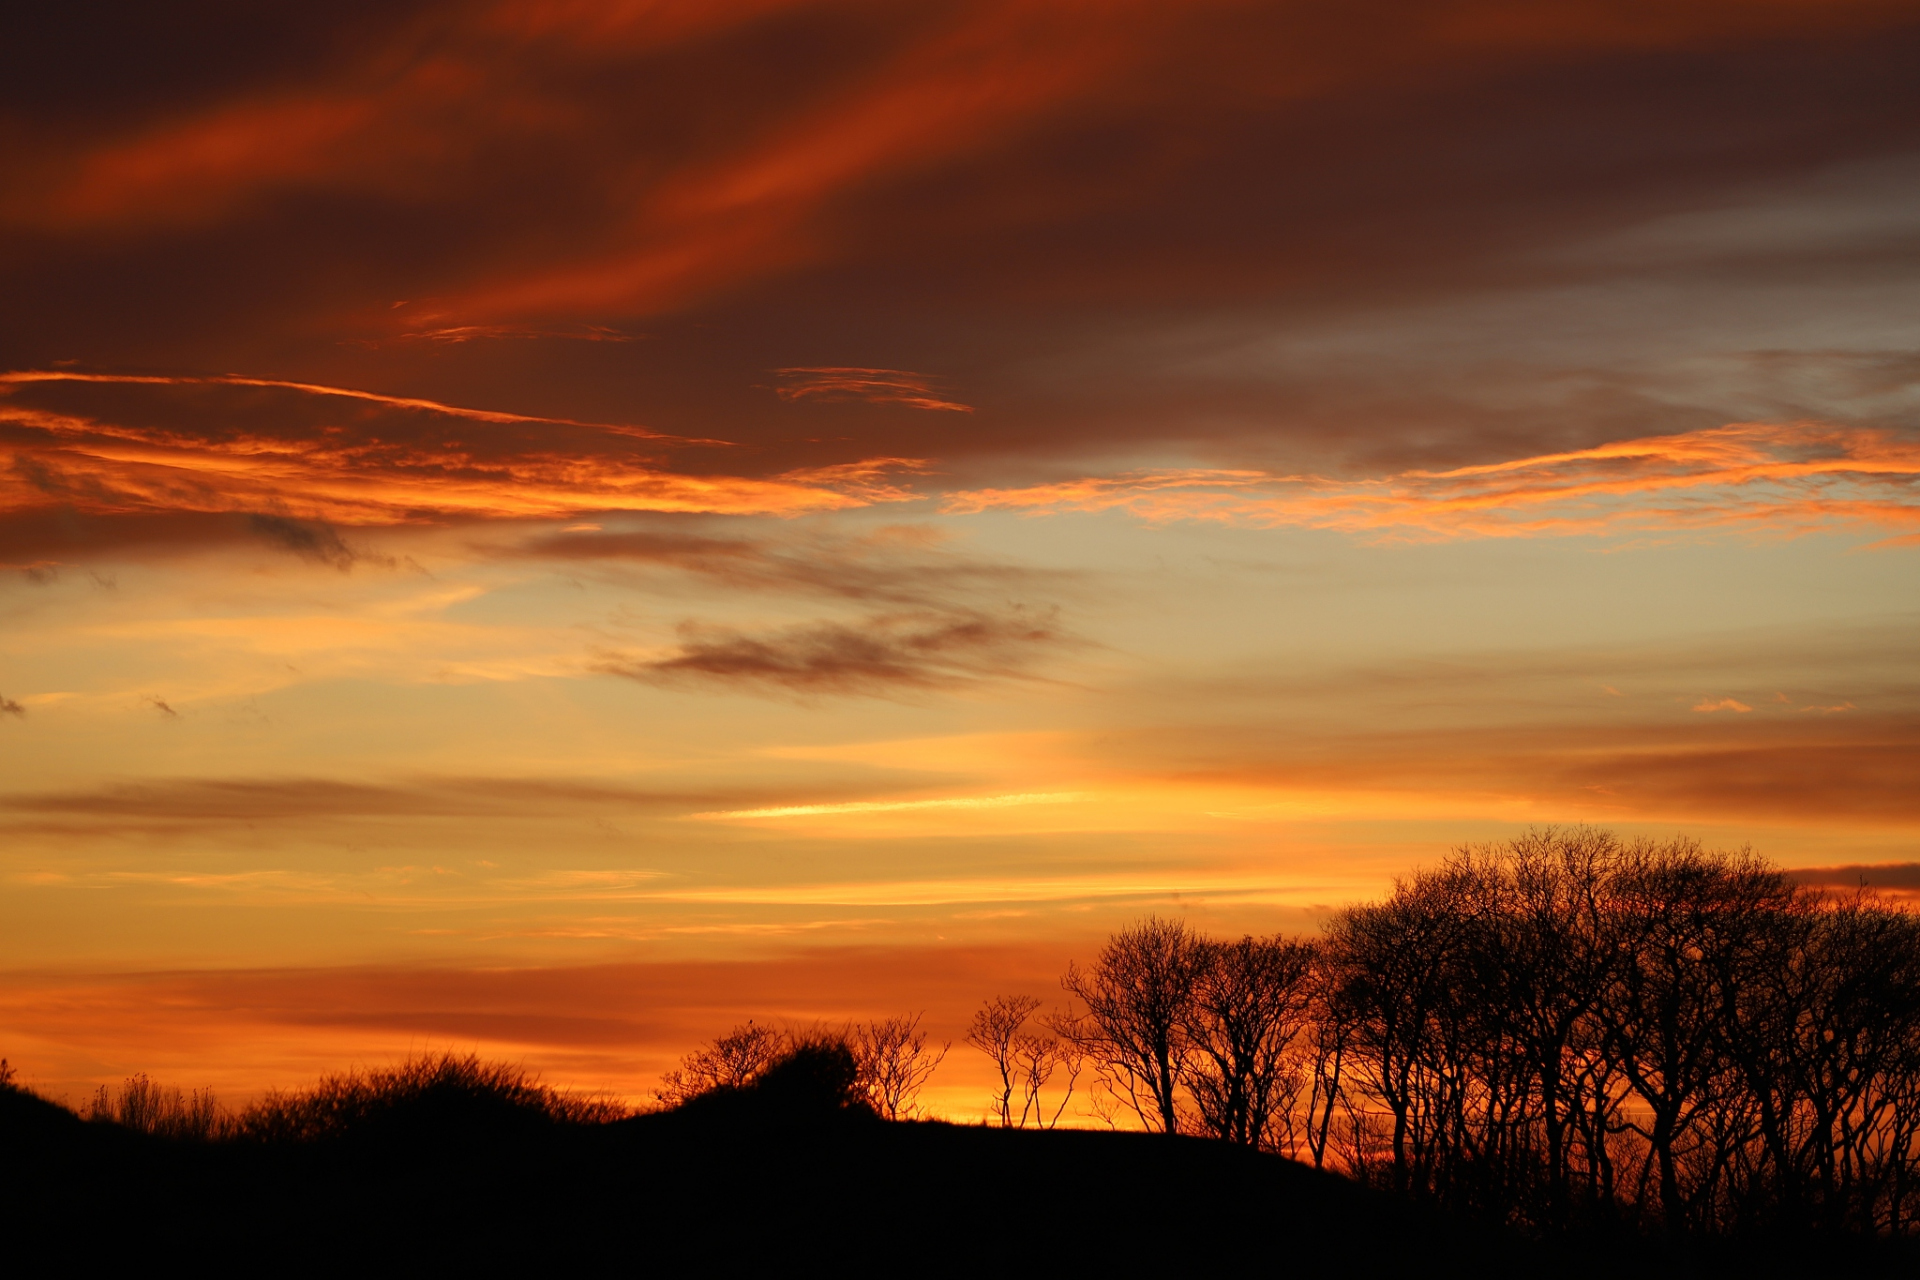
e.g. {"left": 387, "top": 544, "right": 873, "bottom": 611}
{"left": 4, "top": 0, "right": 1918, "bottom": 1115}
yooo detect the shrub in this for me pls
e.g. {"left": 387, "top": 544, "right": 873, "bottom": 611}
{"left": 235, "top": 1053, "right": 625, "bottom": 1142}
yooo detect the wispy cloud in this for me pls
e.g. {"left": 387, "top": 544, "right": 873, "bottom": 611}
{"left": 595, "top": 607, "right": 1062, "bottom": 696}
{"left": 0, "top": 371, "right": 912, "bottom": 527}
{"left": 0, "top": 370, "right": 678, "bottom": 434}
{"left": 691, "top": 791, "right": 1086, "bottom": 820}
{"left": 388, "top": 323, "right": 634, "bottom": 346}
{"left": 511, "top": 519, "right": 1060, "bottom": 608}
{"left": 0, "top": 776, "right": 718, "bottom": 826}
{"left": 944, "top": 423, "right": 1920, "bottom": 542}
{"left": 246, "top": 514, "right": 361, "bottom": 570}
{"left": 774, "top": 368, "right": 972, "bottom": 413}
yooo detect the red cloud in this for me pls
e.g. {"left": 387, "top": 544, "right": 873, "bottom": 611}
{"left": 944, "top": 422, "right": 1920, "bottom": 542}
{"left": 0, "top": 371, "right": 909, "bottom": 526}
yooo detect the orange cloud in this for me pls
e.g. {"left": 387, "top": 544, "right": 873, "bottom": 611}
{"left": 0, "top": 371, "right": 913, "bottom": 525}
{"left": 943, "top": 422, "right": 1920, "bottom": 542}
{"left": 0, "top": 370, "right": 681, "bottom": 435}
{"left": 12, "top": 3, "right": 833, "bottom": 234}
{"left": 774, "top": 369, "right": 972, "bottom": 413}
{"left": 452, "top": 1, "right": 1174, "bottom": 318}
{"left": 1693, "top": 697, "right": 1753, "bottom": 713}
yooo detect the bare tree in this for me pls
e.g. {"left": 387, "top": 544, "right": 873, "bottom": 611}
{"left": 1596, "top": 842, "right": 1780, "bottom": 1232}
{"left": 851, "top": 1013, "right": 948, "bottom": 1120}
{"left": 1060, "top": 917, "right": 1205, "bottom": 1134}
{"left": 968, "top": 995, "right": 1041, "bottom": 1127}
{"left": 656, "top": 1021, "right": 786, "bottom": 1106}
{"left": 967, "top": 997, "right": 1082, "bottom": 1128}
{"left": 1183, "top": 935, "right": 1317, "bottom": 1150}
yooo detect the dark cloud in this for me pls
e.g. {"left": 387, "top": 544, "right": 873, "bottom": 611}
{"left": 1788, "top": 864, "right": 1920, "bottom": 895}
{"left": 1095, "top": 675, "right": 1920, "bottom": 823}
{"left": 0, "top": 695, "right": 23, "bottom": 717}
{"left": 247, "top": 514, "right": 358, "bottom": 569}
{"left": 0, "top": 507, "right": 317, "bottom": 565}
{"left": 1550, "top": 738, "right": 1920, "bottom": 824}
{"left": 144, "top": 696, "right": 180, "bottom": 719}
{"left": 512, "top": 519, "right": 1067, "bottom": 607}
{"left": 0, "top": 776, "right": 706, "bottom": 825}
{"left": 598, "top": 607, "right": 1063, "bottom": 695}
{"left": 4, "top": 2, "right": 1919, "bottom": 486}
{"left": 0, "top": 774, "right": 968, "bottom": 836}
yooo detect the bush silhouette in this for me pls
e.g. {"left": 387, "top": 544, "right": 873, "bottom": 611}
{"left": 754, "top": 1041, "right": 868, "bottom": 1112}
{"left": 671, "top": 1039, "right": 876, "bottom": 1121}
{"left": 236, "top": 1052, "right": 623, "bottom": 1143}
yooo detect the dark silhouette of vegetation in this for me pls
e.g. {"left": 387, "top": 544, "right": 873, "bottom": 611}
{"left": 86, "top": 1074, "right": 229, "bottom": 1140}
{"left": 1059, "top": 916, "right": 1206, "bottom": 1133}
{"left": 659, "top": 1016, "right": 946, "bottom": 1119}
{"left": 235, "top": 1052, "right": 624, "bottom": 1141}
{"left": 1059, "top": 830, "right": 1920, "bottom": 1248}
{"left": 851, "top": 1013, "right": 948, "bottom": 1120}
{"left": 1185, "top": 934, "right": 1317, "bottom": 1149}
{"left": 655, "top": 1020, "right": 787, "bottom": 1105}
{"left": 0, "top": 1049, "right": 1538, "bottom": 1275}
{"left": 965, "top": 994, "right": 1083, "bottom": 1128}
{"left": 7, "top": 828, "right": 1919, "bottom": 1273}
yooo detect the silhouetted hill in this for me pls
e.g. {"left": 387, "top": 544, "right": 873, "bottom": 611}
{"left": 1, "top": 1075, "right": 1909, "bottom": 1276}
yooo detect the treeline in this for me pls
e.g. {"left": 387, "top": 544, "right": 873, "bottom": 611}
{"left": 982, "top": 830, "right": 1920, "bottom": 1240}
{"left": 45, "top": 827, "right": 1920, "bottom": 1244}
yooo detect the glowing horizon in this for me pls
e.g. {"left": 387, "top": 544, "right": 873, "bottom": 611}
{"left": 2, "top": 0, "right": 1917, "bottom": 1118}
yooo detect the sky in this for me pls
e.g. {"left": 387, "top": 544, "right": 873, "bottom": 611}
{"left": 3, "top": 0, "right": 1918, "bottom": 1116}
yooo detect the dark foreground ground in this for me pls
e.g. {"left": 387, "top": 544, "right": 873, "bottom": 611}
{"left": 2, "top": 1083, "right": 1912, "bottom": 1276}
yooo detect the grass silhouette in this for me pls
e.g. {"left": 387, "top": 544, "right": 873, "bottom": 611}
{"left": 86, "top": 1075, "right": 229, "bottom": 1141}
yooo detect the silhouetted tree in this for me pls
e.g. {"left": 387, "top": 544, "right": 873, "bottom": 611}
{"left": 1296, "top": 828, "right": 1920, "bottom": 1239}
{"left": 656, "top": 1021, "right": 786, "bottom": 1106}
{"left": 966, "top": 995, "right": 1082, "bottom": 1128}
{"left": 969, "top": 995, "right": 1040, "bottom": 1127}
{"left": 851, "top": 1013, "right": 948, "bottom": 1120}
{"left": 1182, "top": 935, "right": 1316, "bottom": 1150}
{"left": 1595, "top": 843, "right": 1778, "bottom": 1232}
{"left": 1060, "top": 917, "right": 1205, "bottom": 1134}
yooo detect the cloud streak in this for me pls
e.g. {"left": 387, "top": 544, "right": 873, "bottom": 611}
{"left": 1787, "top": 863, "right": 1920, "bottom": 898}
{"left": 0, "top": 371, "right": 911, "bottom": 529}
{"left": 0, "top": 776, "right": 719, "bottom": 826}
{"left": 511, "top": 520, "right": 1063, "bottom": 608}
{"left": 0, "top": 370, "right": 682, "bottom": 435}
{"left": 774, "top": 368, "right": 972, "bottom": 413}
{"left": 944, "top": 422, "right": 1920, "bottom": 542}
